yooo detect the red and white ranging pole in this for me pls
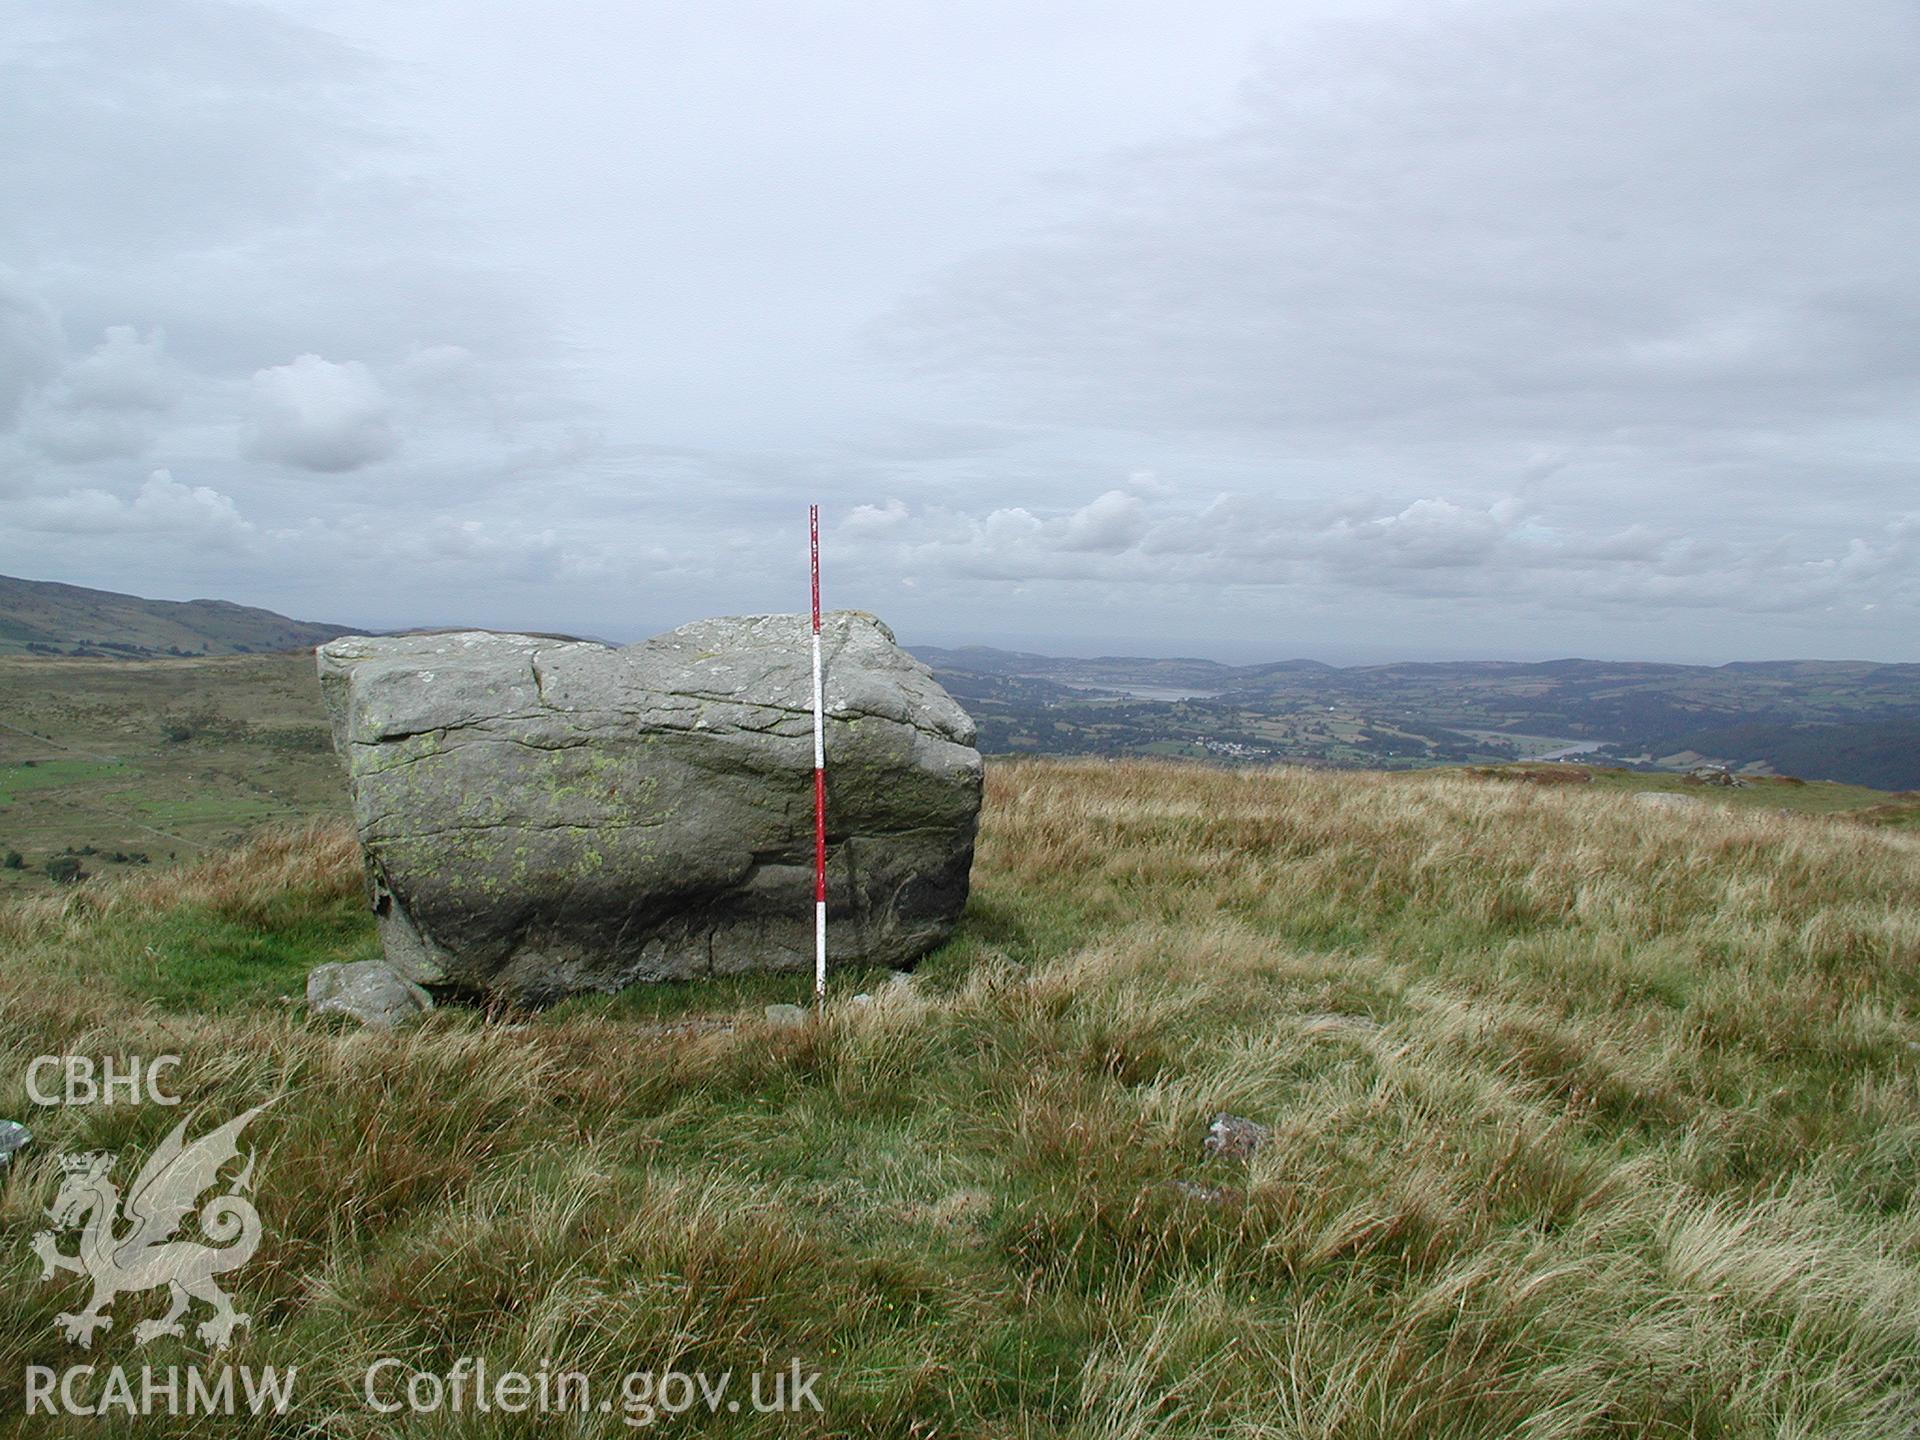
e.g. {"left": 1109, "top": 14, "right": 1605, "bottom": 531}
{"left": 810, "top": 504, "right": 827, "bottom": 1006}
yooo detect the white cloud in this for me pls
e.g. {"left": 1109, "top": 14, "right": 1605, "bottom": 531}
{"left": 243, "top": 353, "right": 398, "bottom": 472}
{"left": 1323, "top": 498, "right": 1508, "bottom": 571}
{"left": 15, "top": 468, "right": 251, "bottom": 540}
{"left": 1061, "top": 489, "right": 1147, "bottom": 553}
{"left": 844, "top": 498, "right": 910, "bottom": 534}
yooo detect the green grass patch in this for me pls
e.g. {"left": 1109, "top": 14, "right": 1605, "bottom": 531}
{"left": 0, "top": 756, "right": 128, "bottom": 802}
{"left": 121, "top": 900, "right": 379, "bottom": 1009}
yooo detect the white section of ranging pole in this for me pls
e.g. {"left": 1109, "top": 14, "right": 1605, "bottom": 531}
{"left": 815, "top": 898, "right": 826, "bottom": 1006}
{"left": 812, "top": 624, "right": 825, "bottom": 1006}
{"left": 810, "top": 504, "right": 827, "bottom": 1007}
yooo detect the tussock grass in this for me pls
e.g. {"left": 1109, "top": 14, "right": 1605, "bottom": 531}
{"left": 3, "top": 760, "right": 1920, "bottom": 1435}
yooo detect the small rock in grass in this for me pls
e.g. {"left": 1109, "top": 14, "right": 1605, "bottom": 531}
{"left": 0, "top": 1120, "right": 31, "bottom": 1167}
{"left": 307, "top": 960, "right": 433, "bottom": 1028}
{"left": 1204, "top": 1113, "right": 1272, "bottom": 1161}
{"left": 764, "top": 1003, "right": 810, "bottom": 1029}
{"left": 851, "top": 993, "right": 874, "bottom": 1006}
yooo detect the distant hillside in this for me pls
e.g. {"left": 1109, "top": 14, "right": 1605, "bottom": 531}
{"left": 0, "top": 573, "right": 351, "bottom": 658}
{"left": 914, "top": 644, "right": 1239, "bottom": 691}
{"left": 913, "top": 645, "right": 1920, "bottom": 790}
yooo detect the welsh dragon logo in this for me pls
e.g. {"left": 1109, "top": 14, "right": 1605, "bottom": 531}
{"left": 30, "top": 1103, "right": 271, "bottom": 1349}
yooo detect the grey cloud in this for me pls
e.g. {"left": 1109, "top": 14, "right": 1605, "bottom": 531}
{"left": 1, "top": 1, "right": 1914, "bottom": 662}
{"left": 56, "top": 326, "right": 179, "bottom": 412}
{"left": 887, "top": 2, "right": 1920, "bottom": 442}
{"left": 842, "top": 488, "right": 1920, "bottom": 621}
{"left": 0, "top": 4, "right": 571, "bottom": 444}
{"left": 25, "top": 411, "right": 160, "bottom": 464}
{"left": 0, "top": 275, "right": 62, "bottom": 423}
{"left": 852, "top": 0, "right": 1920, "bottom": 654}
{"left": 17, "top": 325, "right": 182, "bottom": 460}
{"left": 0, "top": 2, "right": 372, "bottom": 268}
{"left": 0, "top": 0, "right": 602, "bottom": 633}
{"left": 279, "top": 510, "right": 567, "bottom": 587}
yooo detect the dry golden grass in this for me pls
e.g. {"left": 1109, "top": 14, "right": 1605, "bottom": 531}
{"left": 0, "top": 820, "right": 361, "bottom": 942}
{"left": 2, "top": 759, "right": 1919, "bottom": 1436}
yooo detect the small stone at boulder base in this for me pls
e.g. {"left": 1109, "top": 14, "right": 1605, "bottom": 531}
{"left": 0, "top": 1120, "right": 30, "bottom": 1166}
{"left": 1204, "top": 1113, "right": 1272, "bottom": 1161}
{"left": 1634, "top": 791, "right": 1704, "bottom": 811}
{"left": 765, "top": 1003, "right": 810, "bottom": 1029}
{"left": 317, "top": 612, "right": 982, "bottom": 1003}
{"left": 307, "top": 960, "right": 434, "bottom": 1028}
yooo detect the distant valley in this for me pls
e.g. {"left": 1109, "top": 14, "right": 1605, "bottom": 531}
{"left": 916, "top": 646, "right": 1920, "bottom": 791}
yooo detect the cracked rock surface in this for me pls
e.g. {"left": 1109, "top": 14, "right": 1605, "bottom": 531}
{"left": 317, "top": 612, "right": 982, "bottom": 1001}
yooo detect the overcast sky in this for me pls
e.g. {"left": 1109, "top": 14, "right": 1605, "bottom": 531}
{"left": 2, "top": 1, "right": 1915, "bottom": 662}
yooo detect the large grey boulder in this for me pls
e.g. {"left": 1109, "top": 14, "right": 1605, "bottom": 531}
{"left": 317, "top": 613, "right": 981, "bottom": 1002}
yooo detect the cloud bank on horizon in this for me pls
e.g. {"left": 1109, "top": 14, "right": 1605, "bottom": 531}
{"left": 0, "top": 0, "right": 1914, "bottom": 662}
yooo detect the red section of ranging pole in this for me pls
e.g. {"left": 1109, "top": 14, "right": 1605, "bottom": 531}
{"left": 810, "top": 505, "right": 827, "bottom": 1004}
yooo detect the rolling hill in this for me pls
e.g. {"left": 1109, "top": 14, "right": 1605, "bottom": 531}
{"left": 0, "top": 573, "right": 350, "bottom": 659}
